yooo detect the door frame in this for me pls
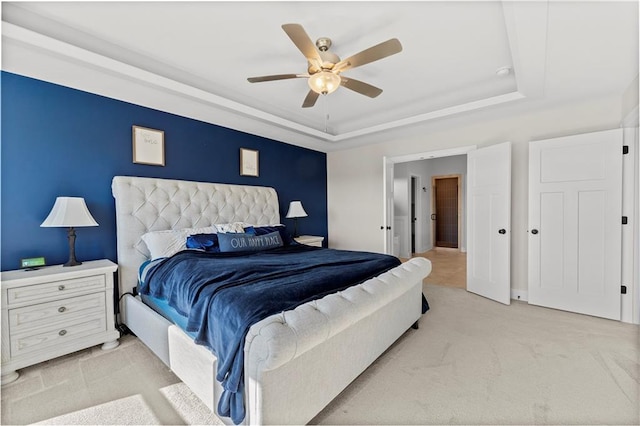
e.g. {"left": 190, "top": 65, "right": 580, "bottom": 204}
{"left": 410, "top": 174, "right": 423, "bottom": 254}
{"left": 384, "top": 146, "right": 475, "bottom": 257}
{"left": 431, "top": 174, "right": 462, "bottom": 250}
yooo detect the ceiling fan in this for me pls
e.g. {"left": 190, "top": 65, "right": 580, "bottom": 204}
{"left": 247, "top": 23, "right": 403, "bottom": 108}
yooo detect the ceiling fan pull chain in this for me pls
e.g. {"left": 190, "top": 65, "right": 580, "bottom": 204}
{"left": 324, "top": 94, "right": 330, "bottom": 133}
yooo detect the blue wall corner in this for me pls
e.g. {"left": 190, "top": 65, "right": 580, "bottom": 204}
{"left": 1, "top": 72, "right": 327, "bottom": 271}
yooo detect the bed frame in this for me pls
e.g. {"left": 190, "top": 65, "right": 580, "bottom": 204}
{"left": 112, "top": 175, "right": 431, "bottom": 425}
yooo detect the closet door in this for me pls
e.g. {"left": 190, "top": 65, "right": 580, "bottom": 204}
{"left": 528, "top": 129, "right": 622, "bottom": 320}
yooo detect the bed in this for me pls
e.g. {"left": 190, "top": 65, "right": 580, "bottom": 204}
{"left": 112, "top": 175, "right": 432, "bottom": 425}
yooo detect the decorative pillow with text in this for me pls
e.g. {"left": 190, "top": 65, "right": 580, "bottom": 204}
{"left": 217, "top": 231, "right": 283, "bottom": 253}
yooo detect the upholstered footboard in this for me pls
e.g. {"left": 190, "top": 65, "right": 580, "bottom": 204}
{"left": 150, "top": 257, "right": 431, "bottom": 425}
{"left": 245, "top": 257, "right": 430, "bottom": 424}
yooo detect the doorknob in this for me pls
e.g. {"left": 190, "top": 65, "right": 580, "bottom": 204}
{"left": 531, "top": 229, "right": 539, "bottom": 234}
{"left": 498, "top": 229, "right": 506, "bottom": 234}
{"left": 430, "top": 214, "right": 436, "bottom": 220}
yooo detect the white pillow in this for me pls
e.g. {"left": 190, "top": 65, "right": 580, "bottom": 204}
{"left": 141, "top": 226, "right": 217, "bottom": 259}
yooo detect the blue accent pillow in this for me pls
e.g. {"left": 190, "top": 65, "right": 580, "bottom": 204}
{"left": 186, "top": 233, "right": 220, "bottom": 252}
{"left": 244, "top": 225, "right": 292, "bottom": 245}
{"left": 217, "top": 231, "right": 283, "bottom": 252}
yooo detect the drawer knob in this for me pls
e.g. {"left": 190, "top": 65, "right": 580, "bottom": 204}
{"left": 58, "top": 329, "right": 67, "bottom": 336}
{"left": 58, "top": 306, "right": 66, "bottom": 313}
{"left": 58, "top": 285, "right": 65, "bottom": 291}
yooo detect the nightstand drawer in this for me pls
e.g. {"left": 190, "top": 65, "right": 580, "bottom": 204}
{"left": 9, "top": 292, "right": 105, "bottom": 333}
{"left": 10, "top": 314, "right": 106, "bottom": 358}
{"left": 6, "top": 274, "right": 105, "bottom": 306}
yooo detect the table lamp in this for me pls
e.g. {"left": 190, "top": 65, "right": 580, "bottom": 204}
{"left": 41, "top": 197, "right": 99, "bottom": 267}
{"left": 286, "top": 201, "right": 308, "bottom": 237}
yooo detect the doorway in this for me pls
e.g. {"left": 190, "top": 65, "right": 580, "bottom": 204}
{"left": 431, "top": 174, "right": 461, "bottom": 249}
{"left": 410, "top": 176, "right": 419, "bottom": 254}
{"left": 385, "top": 143, "right": 511, "bottom": 304}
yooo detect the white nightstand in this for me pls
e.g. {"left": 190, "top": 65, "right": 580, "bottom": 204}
{"left": 294, "top": 235, "right": 325, "bottom": 247}
{"left": 1, "top": 259, "right": 120, "bottom": 384}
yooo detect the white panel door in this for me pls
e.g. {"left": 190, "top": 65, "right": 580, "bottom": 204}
{"left": 528, "top": 129, "right": 622, "bottom": 320}
{"left": 467, "top": 142, "right": 511, "bottom": 305}
{"left": 383, "top": 158, "right": 395, "bottom": 254}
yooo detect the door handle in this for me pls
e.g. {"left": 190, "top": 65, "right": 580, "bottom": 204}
{"left": 531, "top": 229, "right": 539, "bottom": 235}
{"left": 430, "top": 214, "right": 436, "bottom": 220}
{"left": 498, "top": 229, "right": 506, "bottom": 234}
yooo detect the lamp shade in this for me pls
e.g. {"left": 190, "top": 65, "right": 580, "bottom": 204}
{"left": 285, "top": 201, "right": 308, "bottom": 219}
{"left": 41, "top": 197, "right": 99, "bottom": 228}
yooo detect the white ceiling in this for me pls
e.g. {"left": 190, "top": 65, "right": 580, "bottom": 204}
{"left": 1, "top": 1, "right": 638, "bottom": 152}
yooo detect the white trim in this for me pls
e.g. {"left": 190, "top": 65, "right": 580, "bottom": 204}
{"left": 388, "top": 145, "right": 477, "bottom": 164}
{"left": 2, "top": 0, "right": 544, "bottom": 148}
{"left": 621, "top": 104, "right": 639, "bottom": 325}
{"left": 500, "top": 1, "right": 548, "bottom": 98}
{"left": 1, "top": 23, "right": 332, "bottom": 141}
{"left": 410, "top": 175, "right": 424, "bottom": 254}
{"left": 635, "top": 128, "right": 640, "bottom": 325}
{"left": 621, "top": 128, "right": 636, "bottom": 324}
{"left": 333, "top": 92, "right": 525, "bottom": 142}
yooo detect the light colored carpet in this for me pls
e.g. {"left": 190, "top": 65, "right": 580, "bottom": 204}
{"left": 1, "top": 284, "right": 638, "bottom": 425}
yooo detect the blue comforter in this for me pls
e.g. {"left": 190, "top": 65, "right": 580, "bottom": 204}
{"left": 139, "top": 245, "right": 421, "bottom": 424}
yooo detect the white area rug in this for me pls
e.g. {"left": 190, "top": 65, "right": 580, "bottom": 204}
{"left": 33, "top": 383, "right": 223, "bottom": 425}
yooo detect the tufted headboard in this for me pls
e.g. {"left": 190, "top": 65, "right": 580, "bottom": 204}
{"left": 111, "top": 176, "right": 280, "bottom": 296}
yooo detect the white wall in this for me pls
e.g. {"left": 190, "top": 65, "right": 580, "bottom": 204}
{"left": 327, "top": 95, "right": 625, "bottom": 292}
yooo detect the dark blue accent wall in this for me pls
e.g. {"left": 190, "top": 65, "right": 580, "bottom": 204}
{"left": 1, "top": 72, "right": 327, "bottom": 271}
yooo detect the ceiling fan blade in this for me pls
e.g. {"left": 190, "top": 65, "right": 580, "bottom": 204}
{"left": 247, "top": 74, "right": 307, "bottom": 83}
{"left": 340, "top": 77, "right": 383, "bottom": 98}
{"left": 302, "top": 90, "right": 320, "bottom": 108}
{"left": 334, "top": 38, "right": 402, "bottom": 73}
{"left": 282, "top": 23, "right": 322, "bottom": 66}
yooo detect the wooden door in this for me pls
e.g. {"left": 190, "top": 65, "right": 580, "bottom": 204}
{"left": 431, "top": 175, "right": 460, "bottom": 248}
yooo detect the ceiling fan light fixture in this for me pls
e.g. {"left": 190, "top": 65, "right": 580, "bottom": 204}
{"left": 308, "top": 71, "right": 341, "bottom": 95}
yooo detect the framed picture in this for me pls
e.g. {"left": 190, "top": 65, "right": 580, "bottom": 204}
{"left": 240, "top": 148, "right": 259, "bottom": 177}
{"left": 132, "top": 125, "right": 165, "bottom": 166}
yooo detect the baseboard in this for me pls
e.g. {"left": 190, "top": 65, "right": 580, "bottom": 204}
{"left": 511, "top": 289, "right": 528, "bottom": 302}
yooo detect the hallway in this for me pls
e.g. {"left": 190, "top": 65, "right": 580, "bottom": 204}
{"left": 411, "top": 248, "right": 466, "bottom": 289}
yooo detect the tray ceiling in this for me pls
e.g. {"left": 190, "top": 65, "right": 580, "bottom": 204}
{"left": 2, "top": 1, "right": 637, "bottom": 152}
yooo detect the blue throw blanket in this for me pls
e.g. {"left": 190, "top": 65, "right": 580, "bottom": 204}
{"left": 139, "top": 245, "right": 423, "bottom": 424}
